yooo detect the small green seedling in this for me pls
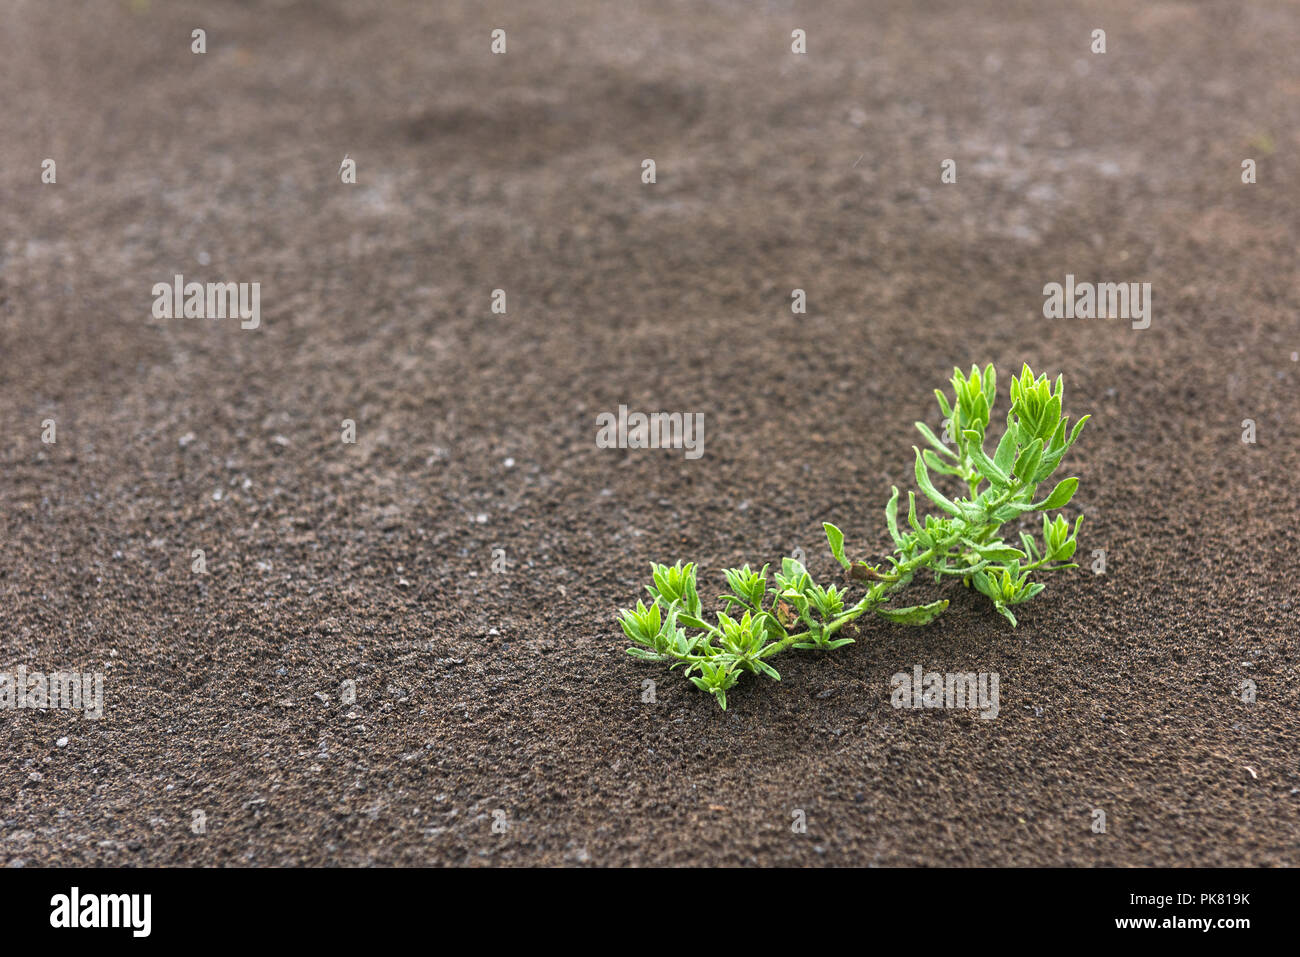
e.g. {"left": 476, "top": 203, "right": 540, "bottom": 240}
{"left": 618, "top": 363, "right": 1089, "bottom": 709}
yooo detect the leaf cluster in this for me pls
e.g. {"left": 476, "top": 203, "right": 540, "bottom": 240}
{"left": 619, "top": 363, "right": 1090, "bottom": 707}
{"left": 619, "top": 557, "right": 855, "bottom": 709}
{"left": 887, "top": 363, "right": 1089, "bottom": 625}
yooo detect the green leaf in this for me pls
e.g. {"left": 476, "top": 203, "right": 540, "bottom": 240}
{"left": 1043, "top": 393, "right": 1062, "bottom": 436}
{"left": 913, "top": 448, "right": 962, "bottom": 516}
{"left": 922, "top": 448, "right": 964, "bottom": 477}
{"left": 884, "top": 486, "right": 904, "bottom": 547}
{"left": 991, "top": 501, "right": 1037, "bottom": 522}
{"left": 681, "top": 566, "right": 701, "bottom": 618}
{"left": 915, "top": 421, "right": 956, "bottom": 458}
{"left": 906, "top": 491, "right": 922, "bottom": 532}
{"left": 1013, "top": 438, "right": 1043, "bottom": 485}
{"left": 981, "top": 363, "right": 997, "bottom": 406}
{"left": 1033, "top": 448, "right": 1065, "bottom": 483}
{"left": 823, "top": 522, "right": 850, "bottom": 570}
{"left": 1019, "top": 531, "right": 1039, "bottom": 560}
{"left": 781, "top": 557, "right": 810, "bottom": 582}
{"left": 1036, "top": 476, "right": 1078, "bottom": 510}
{"left": 1068, "top": 414, "right": 1091, "bottom": 447}
{"left": 962, "top": 539, "right": 1025, "bottom": 562}
{"left": 874, "top": 598, "right": 949, "bottom": 626}
{"left": 993, "top": 427, "right": 1018, "bottom": 474}
{"left": 963, "top": 430, "right": 1009, "bottom": 486}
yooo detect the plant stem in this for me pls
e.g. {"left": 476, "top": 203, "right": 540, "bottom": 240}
{"left": 668, "top": 476, "right": 1041, "bottom": 670}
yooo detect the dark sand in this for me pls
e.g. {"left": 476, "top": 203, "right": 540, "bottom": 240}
{"left": 1, "top": 0, "right": 1297, "bottom": 866}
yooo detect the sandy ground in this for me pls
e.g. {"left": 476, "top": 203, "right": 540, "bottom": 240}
{"left": 1, "top": 0, "right": 1298, "bottom": 866}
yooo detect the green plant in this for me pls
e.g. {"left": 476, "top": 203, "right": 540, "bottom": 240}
{"left": 618, "top": 363, "right": 1089, "bottom": 709}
